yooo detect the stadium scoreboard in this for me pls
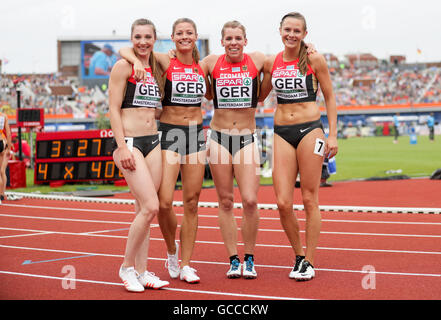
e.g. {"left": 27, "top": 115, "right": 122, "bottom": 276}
{"left": 17, "top": 108, "right": 44, "bottom": 127}
{"left": 35, "top": 129, "right": 124, "bottom": 183}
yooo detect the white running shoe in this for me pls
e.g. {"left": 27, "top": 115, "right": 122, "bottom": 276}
{"left": 165, "top": 240, "right": 180, "bottom": 279}
{"left": 242, "top": 257, "right": 257, "bottom": 279}
{"left": 137, "top": 271, "right": 169, "bottom": 289}
{"left": 226, "top": 259, "right": 241, "bottom": 278}
{"left": 294, "top": 260, "right": 315, "bottom": 281}
{"left": 289, "top": 255, "right": 305, "bottom": 279}
{"left": 180, "top": 265, "right": 200, "bottom": 283}
{"left": 119, "top": 266, "right": 144, "bottom": 292}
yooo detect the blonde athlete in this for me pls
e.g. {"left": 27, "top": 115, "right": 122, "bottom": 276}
{"left": 202, "top": 21, "right": 265, "bottom": 279}
{"left": 203, "top": 21, "right": 315, "bottom": 279}
{"left": 120, "top": 18, "right": 211, "bottom": 284}
{"left": 260, "top": 12, "right": 338, "bottom": 281}
{"left": 109, "top": 18, "right": 169, "bottom": 292}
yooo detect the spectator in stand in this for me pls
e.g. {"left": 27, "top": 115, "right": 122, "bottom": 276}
{"left": 427, "top": 112, "right": 435, "bottom": 142}
{"left": 1, "top": 61, "right": 440, "bottom": 117}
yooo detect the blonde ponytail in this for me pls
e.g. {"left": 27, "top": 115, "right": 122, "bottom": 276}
{"left": 298, "top": 40, "right": 309, "bottom": 76}
{"left": 192, "top": 46, "right": 200, "bottom": 64}
{"left": 149, "top": 53, "right": 165, "bottom": 99}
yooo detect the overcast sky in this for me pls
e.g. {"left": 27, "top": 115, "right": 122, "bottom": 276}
{"left": 1, "top": 0, "right": 440, "bottom": 74}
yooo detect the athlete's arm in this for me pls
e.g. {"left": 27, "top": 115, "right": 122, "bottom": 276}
{"left": 118, "top": 47, "right": 145, "bottom": 82}
{"left": 119, "top": 47, "right": 170, "bottom": 81}
{"left": 154, "top": 108, "right": 163, "bottom": 120}
{"left": 108, "top": 60, "right": 136, "bottom": 170}
{"left": 200, "top": 54, "right": 218, "bottom": 101}
{"left": 258, "top": 55, "right": 275, "bottom": 102}
{"left": 204, "top": 77, "right": 213, "bottom": 100}
{"left": 310, "top": 53, "right": 338, "bottom": 158}
{"left": 249, "top": 51, "right": 266, "bottom": 98}
{"left": 249, "top": 51, "right": 266, "bottom": 71}
{"left": 153, "top": 52, "right": 171, "bottom": 73}
{"left": 305, "top": 42, "right": 317, "bottom": 55}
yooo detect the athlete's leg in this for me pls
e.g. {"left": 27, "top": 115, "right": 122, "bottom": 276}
{"left": 209, "top": 139, "right": 237, "bottom": 257}
{"left": 272, "top": 134, "right": 305, "bottom": 257}
{"left": 179, "top": 149, "right": 206, "bottom": 267}
{"left": 232, "top": 142, "right": 260, "bottom": 256}
{"left": 134, "top": 145, "right": 162, "bottom": 274}
{"left": 113, "top": 148, "right": 159, "bottom": 269}
{"left": 296, "top": 129, "right": 325, "bottom": 265}
{"left": 157, "top": 150, "right": 181, "bottom": 255}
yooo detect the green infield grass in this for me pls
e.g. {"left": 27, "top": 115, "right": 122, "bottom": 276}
{"left": 328, "top": 134, "right": 441, "bottom": 181}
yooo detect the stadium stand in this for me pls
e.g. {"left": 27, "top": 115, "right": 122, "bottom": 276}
{"left": 1, "top": 61, "right": 440, "bottom": 122}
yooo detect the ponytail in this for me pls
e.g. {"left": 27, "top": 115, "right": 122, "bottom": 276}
{"left": 149, "top": 53, "right": 165, "bottom": 99}
{"left": 298, "top": 40, "right": 309, "bottom": 76}
{"left": 192, "top": 46, "right": 200, "bottom": 64}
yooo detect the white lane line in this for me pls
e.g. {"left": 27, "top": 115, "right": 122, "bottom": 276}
{"left": 2, "top": 228, "right": 441, "bottom": 256}
{"left": 1, "top": 245, "right": 440, "bottom": 278}
{"left": 1, "top": 213, "right": 440, "bottom": 239}
{"left": 0, "top": 270, "right": 307, "bottom": 300}
{"left": 0, "top": 231, "right": 55, "bottom": 239}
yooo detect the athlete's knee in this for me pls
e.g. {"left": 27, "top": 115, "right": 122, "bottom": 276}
{"left": 138, "top": 200, "right": 159, "bottom": 224}
{"left": 242, "top": 196, "right": 258, "bottom": 213}
{"left": 276, "top": 197, "right": 293, "bottom": 215}
{"left": 219, "top": 194, "right": 234, "bottom": 212}
{"left": 184, "top": 191, "right": 201, "bottom": 214}
{"left": 159, "top": 197, "right": 174, "bottom": 213}
{"left": 301, "top": 190, "right": 319, "bottom": 212}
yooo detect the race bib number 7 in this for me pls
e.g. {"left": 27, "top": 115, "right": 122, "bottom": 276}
{"left": 314, "top": 138, "right": 325, "bottom": 156}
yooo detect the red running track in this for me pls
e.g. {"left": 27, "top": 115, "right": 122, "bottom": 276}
{"left": 0, "top": 179, "right": 440, "bottom": 302}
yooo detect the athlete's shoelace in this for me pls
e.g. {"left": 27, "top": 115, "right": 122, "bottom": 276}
{"left": 245, "top": 257, "right": 254, "bottom": 272}
{"left": 231, "top": 259, "right": 240, "bottom": 271}
{"left": 143, "top": 271, "right": 159, "bottom": 280}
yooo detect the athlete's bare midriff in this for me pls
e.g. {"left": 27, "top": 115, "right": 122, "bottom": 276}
{"left": 160, "top": 105, "right": 203, "bottom": 126}
{"left": 210, "top": 108, "right": 256, "bottom": 134}
{"left": 121, "top": 108, "right": 157, "bottom": 136}
{"left": 274, "top": 101, "right": 320, "bottom": 126}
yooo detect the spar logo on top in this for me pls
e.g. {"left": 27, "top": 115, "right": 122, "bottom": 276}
{"left": 216, "top": 67, "right": 253, "bottom": 108}
{"left": 272, "top": 65, "right": 308, "bottom": 99}
{"left": 171, "top": 69, "right": 205, "bottom": 104}
{"left": 133, "top": 71, "right": 161, "bottom": 108}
